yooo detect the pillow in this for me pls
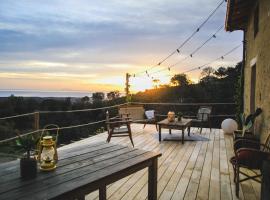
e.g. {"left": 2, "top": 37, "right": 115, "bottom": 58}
{"left": 145, "top": 110, "right": 155, "bottom": 119}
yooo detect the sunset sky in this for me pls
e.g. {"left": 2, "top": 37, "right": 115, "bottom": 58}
{"left": 0, "top": 0, "right": 243, "bottom": 93}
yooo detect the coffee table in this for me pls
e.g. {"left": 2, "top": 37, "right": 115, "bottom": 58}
{"left": 158, "top": 118, "right": 192, "bottom": 144}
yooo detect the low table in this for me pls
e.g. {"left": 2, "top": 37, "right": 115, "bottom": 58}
{"left": 0, "top": 142, "right": 161, "bottom": 200}
{"left": 158, "top": 118, "right": 192, "bottom": 144}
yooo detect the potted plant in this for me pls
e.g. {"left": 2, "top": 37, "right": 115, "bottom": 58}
{"left": 16, "top": 134, "right": 38, "bottom": 180}
{"left": 234, "top": 108, "right": 262, "bottom": 140}
{"left": 177, "top": 112, "right": 183, "bottom": 121}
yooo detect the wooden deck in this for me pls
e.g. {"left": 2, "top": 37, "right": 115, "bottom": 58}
{"left": 59, "top": 124, "right": 260, "bottom": 200}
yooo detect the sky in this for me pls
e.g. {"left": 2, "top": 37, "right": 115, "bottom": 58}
{"left": 0, "top": 0, "right": 243, "bottom": 93}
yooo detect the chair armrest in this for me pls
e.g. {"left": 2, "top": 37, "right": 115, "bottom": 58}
{"left": 236, "top": 148, "right": 270, "bottom": 166}
{"left": 106, "top": 120, "right": 132, "bottom": 125}
{"left": 234, "top": 139, "right": 261, "bottom": 152}
{"left": 183, "top": 115, "right": 197, "bottom": 119}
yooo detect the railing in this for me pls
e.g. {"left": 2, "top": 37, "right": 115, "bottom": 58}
{"left": 0, "top": 102, "right": 236, "bottom": 145}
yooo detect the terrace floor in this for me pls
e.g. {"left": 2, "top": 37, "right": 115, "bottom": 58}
{"left": 59, "top": 124, "right": 260, "bottom": 200}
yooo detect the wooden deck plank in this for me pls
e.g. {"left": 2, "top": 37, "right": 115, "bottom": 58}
{"left": 219, "top": 130, "right": 233, "bottom": 200}
{"left": 170, "top": 132, "right": 204, "bottom": 200}
{"left": 3, "top": 123, "right": 259, "bottom": 200}
{"left": 107, "top": 136, "right": 173, "bottom": 200}
{"left": 196, "top": 128, "right": 215, "bottom": 200}
{"left": 121, "top": 142, "right": 180, "bottom": 200}
{"left": 183, "top": 128, "right": 211, "bottom": 200}
{"left": 209, "top": 128, "right": 221, "bottom": 200}
{"left": 132, "top": 128, "right": 200, "bottom": 200}
{"left": 86, "top": 125, "right": 160, "bottom": 200}
{"left": 224, "top": 131, "right": 245, "bottom": 200}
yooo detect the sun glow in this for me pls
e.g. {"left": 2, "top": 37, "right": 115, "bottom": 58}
{"left": 130, "top": 75, "right": 171, "bottom": 92}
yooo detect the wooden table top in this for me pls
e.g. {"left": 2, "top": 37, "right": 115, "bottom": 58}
{"left": 158, "top": 118, "right": 192, "bottom": 126}
{"left": 0, "top": 142, "right": 161, "bottom": 200}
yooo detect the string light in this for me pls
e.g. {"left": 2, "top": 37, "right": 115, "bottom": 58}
{"left": 149, "top": 43, "right": 241, "bottom": 80}
{"left": 142, "top": 25, "right": 224, "bottom": 77}
{"left": 133, "top": 0, "right": 225, "bottom": 76}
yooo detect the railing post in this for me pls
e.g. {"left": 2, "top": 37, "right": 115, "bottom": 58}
{"left": 34, "top": 111, "right": 40, "bottom": 130}
{"left": 106, "top": 111, "right": 110, "bottom": 131}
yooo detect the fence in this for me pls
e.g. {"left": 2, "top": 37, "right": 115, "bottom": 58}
{"left": 0, "top": 102, "right": 236, "bottom": 145}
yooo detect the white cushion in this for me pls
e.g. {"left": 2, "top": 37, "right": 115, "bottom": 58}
{"left": 145, "top": 110, "right": 155, "bottom": 119}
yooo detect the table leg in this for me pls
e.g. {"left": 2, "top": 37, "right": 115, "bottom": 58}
{"left": 159, "top": 125, "right": 161, "bottom": 142}
{"left": 148, "top": 158, "right": 158, "bottom": 200}
{"left": 169, "top": 129, "right": 172, "bottom": 134}
{"left": 182, "top": 128, "right": 184, "bottom": 144}
{"left": 188, "top": 126, "right": 191, "bottom": 136}
{"left": 99, "top": 185, "right": 106, "bottom": 200}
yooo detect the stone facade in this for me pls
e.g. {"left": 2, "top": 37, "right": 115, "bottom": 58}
{"left": 243, "top": 0, "right": 270, "bottom": 142}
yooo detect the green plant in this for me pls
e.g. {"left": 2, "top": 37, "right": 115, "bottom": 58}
{"left": 240, "top": 113, "right": 253, "bottom": 137}
{"left": 177, "top": 112, "right": 183, "bottom": 118}
{"left": 16, "top": 134, "right": 38, "bottom": 159}
{"left": 239, "top": 108, "right": 262, "bottom": 136}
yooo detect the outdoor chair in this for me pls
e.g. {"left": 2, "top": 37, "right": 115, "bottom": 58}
{"left": 134, "top": 110, "right": 158, "bottom": 131}
{"left": 230, "top": 132, "right": 270, "bottom": 197}
{"left": 105, "top": 111, "right": 134, "bottom": 147}
{"left": 189, "top": 106, "right": 212, "bottom": 134}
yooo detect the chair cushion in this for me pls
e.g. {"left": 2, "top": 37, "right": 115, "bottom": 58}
{"left": 236, "top": 149, "right": 270, "bottom": 169}
{"left": 145, "top": 110, "right": 155, "bottom": 119}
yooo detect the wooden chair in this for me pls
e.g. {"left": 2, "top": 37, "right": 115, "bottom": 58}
{"left": 190, "top": 106, "right": 212, "bottom": 134}
{"left": 106, "top": 111, "right": 134, "bottom": 147}
{"left": 230, "top": 132, "right": 270, "bottom": 197}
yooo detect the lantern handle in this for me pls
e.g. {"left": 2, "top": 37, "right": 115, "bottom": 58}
{"left": 40, "top": 124, "right": 60, "bottom": 144}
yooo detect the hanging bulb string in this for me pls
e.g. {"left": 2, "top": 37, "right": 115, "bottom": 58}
{"left": 150, "top": 43, "right": 242, "bottom": 80}
{"left": 143, "top": 24, "right": 224, "bottom": 77}
{"left": 133, "top": 0, "right": 225, "bottom": 76}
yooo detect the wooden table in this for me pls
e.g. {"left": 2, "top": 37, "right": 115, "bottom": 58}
{"left": 158, "top": 118, "right": 192, "bottom": 144}
{"left": 0, "top": 142, "right": 161, "bottom": 200}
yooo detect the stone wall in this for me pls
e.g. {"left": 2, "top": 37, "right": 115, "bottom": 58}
{"left": 244, "top": 0, "right": 270, "bottom": 142}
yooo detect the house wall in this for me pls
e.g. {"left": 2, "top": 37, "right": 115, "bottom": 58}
{"left": 244, "top": 0, "right": 270, "bottom": 142}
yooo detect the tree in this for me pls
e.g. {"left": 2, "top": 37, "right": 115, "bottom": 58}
{"left": 81, "top": 96, "right": 90, "bottom": 104}
{"left": 214, "top": 67, "right": 227, "bottom": 78}
{"left": 170, "top": 74, "right": 191, "bottom": 86}
{"left": 92, "top": 92, "right": 104, "bottom": 102}
{"left": 107, "top": 91, "right": 120, "bottom": 100}
{"left": 200, "top": 67, "right": 217, "bottom": 83}
{"left": 152, "top": 79, "right": 160, "bottom": 89}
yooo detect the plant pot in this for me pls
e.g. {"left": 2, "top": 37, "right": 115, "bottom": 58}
{"left": 20, "top": 158, "right": 37, "bottom": 180}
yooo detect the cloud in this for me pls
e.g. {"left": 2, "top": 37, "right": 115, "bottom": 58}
{"left": 0, "top": 0, "right": 243, "bottom": 92}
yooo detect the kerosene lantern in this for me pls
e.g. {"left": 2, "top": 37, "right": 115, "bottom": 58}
{"left": 37, "top": 124, "right": 59, "bottom": 171}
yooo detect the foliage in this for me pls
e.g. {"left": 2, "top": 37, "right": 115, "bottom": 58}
{"left": 107, "top": 91, "right": 120, "bottom": 100}
{"left": 240, "top": 113, "right": 253, "bottom": 137}
{"left": 92, "top": 92, "right": 105, "bottom": 103}
{"left": 170, "top": 74, "right": 191, "bottom": 86}
{"left": 239, "top": 108, "right": 262, "bottom": 136}
{"left": 15, "top": 134, "right": 38, "bottom": 159}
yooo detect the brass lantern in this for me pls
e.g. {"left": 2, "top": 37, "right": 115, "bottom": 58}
{"left": 37, "top": 124, "right": 59, "bottom": 171}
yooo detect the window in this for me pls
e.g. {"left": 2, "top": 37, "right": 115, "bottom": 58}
{"left": 254, "top": 3, "right": 259, "bottom": 38}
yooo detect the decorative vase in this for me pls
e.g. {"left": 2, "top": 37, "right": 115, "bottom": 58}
{"left": 167, "top": 111, "right": 175, "bottom": 122}
{"left": 20, "top": 158, "right": 37, "bottom": 180}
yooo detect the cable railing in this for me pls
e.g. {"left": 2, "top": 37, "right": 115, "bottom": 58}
{"left": 0, "top": 103, "right": 128, "bottom": 144}
{"left": 0, "top": 101, "right": 236, "bottom": 144}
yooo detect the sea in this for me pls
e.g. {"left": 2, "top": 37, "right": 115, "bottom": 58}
{"left": 0, "top": 90, "right": 93, "bottom": 98}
